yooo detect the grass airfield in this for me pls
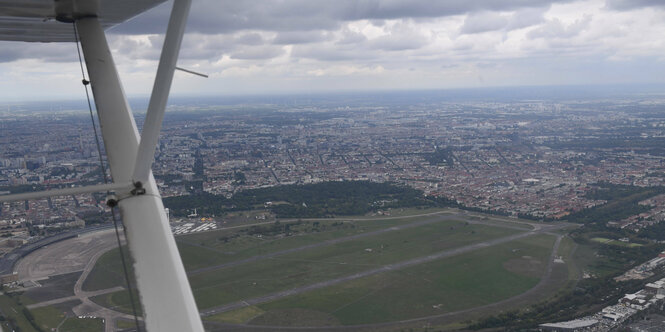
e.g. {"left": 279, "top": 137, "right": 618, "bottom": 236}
{"left": 215, "top": 234, "right": 555, "bottom": 326}
{"left": 81, "top": 209, "right": 570, "bottom": 329}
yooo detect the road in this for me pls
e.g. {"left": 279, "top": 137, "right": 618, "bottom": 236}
{"left": 26, "top": 286, "right": 124, "bottom": 309}
{"left": 200, "top": 222, "right": 566, "bottom": 317}
{"left": 0, "top": 224, "right": 114, "bottom": 275}
{"left": 16, "top": 228, "right": 118, "bottom": 280}
{"left": 70, "top": 231, "right": 141, "bottom": 332}
{"left": 16, "top": 228, "right": 138, "bottom": 332}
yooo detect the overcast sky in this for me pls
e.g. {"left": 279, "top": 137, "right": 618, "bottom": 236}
{"left": 1, "top": 0, "right": 664, "bottom": 101}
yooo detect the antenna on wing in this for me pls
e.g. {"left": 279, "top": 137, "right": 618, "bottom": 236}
{"left": 176, "top": 66, "right": 209, "bottom": 78}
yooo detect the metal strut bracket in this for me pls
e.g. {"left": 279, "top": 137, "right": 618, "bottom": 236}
{"left": 0, "top": 182, "right": 133, "bottom": 203}
{"left": 130, "top": 181, "right": 146, "bottom": 196}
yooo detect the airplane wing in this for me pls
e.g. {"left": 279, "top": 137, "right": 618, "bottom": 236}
{"left": 0, "top": 0, "right": 166, "bottom": 42}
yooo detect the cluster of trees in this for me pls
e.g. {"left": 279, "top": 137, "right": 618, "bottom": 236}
{"left": 546, "top": 137, "right": 665, "bottom": 150}
{"left": 584, "top": 182, "right": 663, "bottom": 201}
{"left": 215, "top": 220, "right": 353, "bottom": 244}
{"left": 638, "top": 222, "right": 665, "bottom": 241}
{"left": 422, "top": 147, "right": 454, "bottom": 166}
{"left": 428, "top": 195, "right": 526, "bottom": 218}
{"left": 245, "top": 220, "right": 293, "bottom": 236}
{"left": 193, "top": 149, "right": 205, "bottom": 180}
{"left": 565, "top": 183, "right": 665, "bottom": 226}
{"left": 233, "top": 171, "right": 246, "bottom": 185}
{"left": 163, "top": 192, "right": 227, "bottom": 216}
{"left": 164, "top": 181, "right": 430, "bottom": 218}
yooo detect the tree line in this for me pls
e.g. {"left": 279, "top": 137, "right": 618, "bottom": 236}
{"left": 164, "top": 180, "right": 431, "bottom": 218}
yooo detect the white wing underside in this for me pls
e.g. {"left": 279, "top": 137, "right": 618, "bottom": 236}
{"left": 0, "top": 0, "right": 166, "bottom": 42}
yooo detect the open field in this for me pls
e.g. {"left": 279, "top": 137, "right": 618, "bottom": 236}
{"left": 86, "top": 213, "right": 455, "bottom": 291}
{"left": 82, "top": 247, "right": 132, "bottom": 292}
{"left": 179, "top": 212, "right": 456, "bottom": 266}
{"left": 90, "top": 215, "right": 524, "bottom": 315}
{"left": 573, "top": 241, "right": 629, "bottom": 277}
{"left": 190, "top": 220, "right": 518, "bottom": 310}
{"left": 591, "top": 237, "right": 643, "bottom": 247}
{"left": 18, "top": 209, "right": 576, "bottom": 330}
{"left": 90, "top": 290, "right": 142, "bottom": 317}
{"left": 59, "top": 317, "right": 105, "bottom": 332}
{"left": 31, "top": 305, "right": 66, "bottom": 330}
{"left": 0, "top": 294, "right": 39, "bottom": 332}
{"left": 207, "top": 305, "right": 266, "bottom": 324}
{"left": 217, "top": 234, "right": 556, "bottom": 326}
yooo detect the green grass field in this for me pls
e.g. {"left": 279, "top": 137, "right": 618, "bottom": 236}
{"left": 30, "top": 305, "right": 66, "bottom": 330}
{"left": 91, "top": 217, "right": 527, "bottom": 317}
{"left": 90, "top": 289, "right": 143, "bottom": 317}
{"left": 59, "top": 317, "right": 104, "bottom": 332}
{"left": 0, "top": 294, "right": 39, "bottom": 332}
{"left": 116, "top": 318, "right": 143, "bottom": 330}
{"left": 217, "top": 234, "right": 558, "bottom": 326}
{"left": 206, "top": 305, "right": 266, "bottom": 324}
{"left": 191, "top": 219, "right": 518, "bottom": 310}
{"left": 178, "top": 214, "right": 452, "bottom": 264}
{"left": 571, "top": 241, "right": 623, "bottom": 277}
{"left": 591, "top": 237, "right": 642, "bottom": 247}
{"left": 82, "top": 247, "right": 134, "bottom": 291}
{"left": 85, "top": 215, "right": 452, "bottom": 291}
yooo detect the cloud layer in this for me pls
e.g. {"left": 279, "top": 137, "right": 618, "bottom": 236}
{"left": 0, "top": 0, "right": 664, "bottom": 100}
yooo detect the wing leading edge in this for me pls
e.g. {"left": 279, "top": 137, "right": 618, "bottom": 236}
{"left": 0, "top": 0, "right": 167, "bottom": 42}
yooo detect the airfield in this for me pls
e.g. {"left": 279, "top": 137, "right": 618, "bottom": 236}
{"left": 13, "top": 208, "right": 578, "bottom": 331}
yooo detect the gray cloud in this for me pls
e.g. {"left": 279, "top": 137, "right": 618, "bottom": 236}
{"left": 0, "top": 42, "right": 78, "bottom": 63}
{"left": 111, "top": 0, "right": 575, "bottom": 35}
{"left": 368, "top": 24, "right": 429, "bottom": 51}
{"left": 461, "top": 7, "right": 546, "bottom": 34}
{"left": 2, "top": 0, "right": 665, "bottom": 100}
{"left": 528, "top": 15, "right": 592, "bottom": 39}
{"left": 229, "top": 45, "right": 285, "bottom": 60}
{"left": 273, "top": 31, "right": 330, "bottom": 45}
{"left": 507, "top": 7, "right": 547, "bottom": 30}
{"left": 336, "top": 28, "right": 367, "bottom": 45}
{"left": 291, "top": 44, "right": 377, "bottom": 62}
{"left": 461, "top": 12, "right": 509, "bottom": 34}
{"left": 114, "top": 32, "right": 275, "bottom": 62}
{"left": 606, "top": 0, "right": 665, "bottom": 10}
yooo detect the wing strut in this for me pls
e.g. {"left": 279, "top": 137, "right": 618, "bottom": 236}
{"left": 132, "top": 0, "right": 192, "bottom": 185}
{"left": 74, "top": 0, "right": 203, "bottom": 331}
{"left": 0, "top": 182, "right": 132, "bottom": 203}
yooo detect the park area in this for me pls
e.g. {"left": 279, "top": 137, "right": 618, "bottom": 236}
{"left": 79, "top": 210, "right": 573, "bottom": 329}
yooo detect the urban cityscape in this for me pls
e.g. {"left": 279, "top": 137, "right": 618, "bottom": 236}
{"left": 2, "top": 89, "right": 665, "bottom": 330}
